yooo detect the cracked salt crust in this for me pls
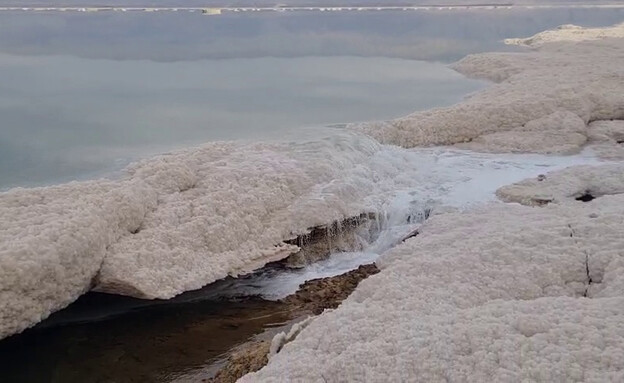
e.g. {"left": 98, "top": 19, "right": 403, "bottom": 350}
{"left": 242, "top": 24, "right": 624, "bottom": 382}
{"left": 242, "top": 185, "right": 624, "bottom": 382}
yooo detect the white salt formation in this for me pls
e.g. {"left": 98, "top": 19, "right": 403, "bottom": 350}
{"left": 95, "top": 135, "right": 393, "bottom": 299}
{"left": 587, "top": 120, "right": 624, "bottom": 160}
{"left": 497, "top": 164, "right": 624, "bottom": 206}
{"left": 2, "top": 22, "right": 623, "bottom": 342}
{"left": 0, "top": 180, "right": 157, "bottom": 339}
{"left": 0, "top": 132, "right": 597, "bottom": 339}
{"left": 505, "top": 23, "right": 624, "bottom": 47}
{"left": 350, "top": 23, "right": 624, "bottom": 154}
{"left": 0, "top": 132, "right": 400, "bottom": 338}
{"left": 241, "top": 24, "right": 624, "bottom": 382}
{"left": 242, "top": 177, "right": 624, "bottom": 382}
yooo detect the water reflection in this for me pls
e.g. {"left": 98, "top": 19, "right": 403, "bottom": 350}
{"left": 1, "top": 8, "right": 623, "bottom": 189}
{"left": 0, "top": 292, "right": 289, "bottom": 382}
{"left": 0, "top": 54, "right": 485, "bottom": 189}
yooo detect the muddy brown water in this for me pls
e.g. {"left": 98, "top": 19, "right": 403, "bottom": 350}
{"left": 0, "top": 290, "right": 291, "bottom": 383}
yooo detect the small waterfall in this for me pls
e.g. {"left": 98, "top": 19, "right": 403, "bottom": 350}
{"left": 218, "top": 192, "right": 436, "bottom": 300}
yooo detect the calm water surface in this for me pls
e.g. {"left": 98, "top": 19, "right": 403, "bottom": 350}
{"left": 1, "top": 6, "right": 624, "bottom": 382}
{"left": 2, "top": 7, "right": 624, "bottom": 189}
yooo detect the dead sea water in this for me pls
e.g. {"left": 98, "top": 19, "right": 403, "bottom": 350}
{"left": 1, "top": 5, "right": 624, "bottom": 382}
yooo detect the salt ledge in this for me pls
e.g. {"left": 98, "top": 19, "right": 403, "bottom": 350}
{"left": 2, "top": 23, "right": 623, "bottom": 342}
{"left": 242, "top": 23, "right": 624, "bottom": 382}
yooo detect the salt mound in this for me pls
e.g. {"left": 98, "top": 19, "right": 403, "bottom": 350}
{"left": 242, "top": 191, "right": 624, "bottom": 382}
{"left": 497, "top": 164, "right": 624, "bottom": 206}
{"left": 0, "top": 180, "right": 156, "bottom": 339}
{"left": 505, "top": 22, "right": 624, "bottom": 47}
{"left": 95, "top": 135, "right": 389, "bottom": 299}
{"left": 0, "top": 132, "right": 444, "bottom": 337}
{"left": 587, "top": 120, "right": 624, "bottom": 160}
{"left": 349, "top": 23, "right": 624, "bottom": 153}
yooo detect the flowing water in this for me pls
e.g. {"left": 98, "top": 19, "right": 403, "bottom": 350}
{"left": 0, "top": 144, "right": 606, "bottom": 382}
{"left": 1, "top": 5, "right": 624, "bottom": 382}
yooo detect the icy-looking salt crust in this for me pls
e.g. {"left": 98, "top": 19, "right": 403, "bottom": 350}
{"left": 211, "top": 147, "right": 600, "bottom": 301}
{"left": 0, "top": 135, "right": 597, "bottom": 339}
{"left": 242, "top": 25, "right": 624, "bottom": 382}
{"left": 350, "top": 23, "right": 624, "bottom": 153}
{"left": 242, "top": 188, "right": 624, "bottom": 382}
{"left": 2, "top": 23, "right": 623, "bottom": 343}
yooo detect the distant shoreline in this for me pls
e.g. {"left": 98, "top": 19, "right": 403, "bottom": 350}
{"left": 2, "top": 4, "right": 624, "bottom": 14}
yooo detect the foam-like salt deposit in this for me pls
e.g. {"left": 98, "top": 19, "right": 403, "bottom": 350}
{"left": 350, "top": 23, "right": 624, "bottom": 154}
{"left": 497, "top": 163, "right": 624, "bottom": 206}
{"left": 3, "top": 22, "right": 623, "bottom": 342}
{"left": 0, "top": 179, "right": 156, "bottom": 339}
{"left": 0, "top": 131, "right": 601, "bottom": 338}
{"left": 1, "top": 132, "right": 389, "bottom": 337}
{"left": 242, "top": 176, "right": 624, "bottom": 382}
{"left": 242, "top": 24, "right": 624, "bottom": 382}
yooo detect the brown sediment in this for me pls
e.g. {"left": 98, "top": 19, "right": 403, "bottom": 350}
{"left": 204, "top": 341, "right": 271, "bottom": 383}
{"left": 281, "top": 263, "right": 380, "bottom": 315}
{"left": 283, "top": 212, "right": 378, "bottom": 267}
{"left": 207, "top": 263, "right": 379, "bottom": 383}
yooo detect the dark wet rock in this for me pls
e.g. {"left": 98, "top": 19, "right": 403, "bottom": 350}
{"left": 283, "top": 213, "right": 377, "bottom": 267}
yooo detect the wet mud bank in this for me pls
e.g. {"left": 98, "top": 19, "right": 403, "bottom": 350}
{"left": 208, "top": 264, "right": 380, "bottom": 383}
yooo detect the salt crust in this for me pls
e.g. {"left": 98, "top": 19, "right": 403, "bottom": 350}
{"left": 349, "top": 23, "right": 624, "bottom": 155}
{"left": 243, "top": 24, "right": 624, "bottom": 382}
{"left": 0, "top": 132, "right": 434, "bottom": 338}
{"left": 505, "top": 24, "right": 624, "bottom": 47}
{"left": 242, "top": 186, "right": 624, "bottom": 382}
{"left": 3, "top": 23, "right": 623, "bottom": 342}
{"left": 587, "top": 120, "right": 624, "bottom": 160}
{"left": 497, "top": 164, "right": 624, "bottom": 206}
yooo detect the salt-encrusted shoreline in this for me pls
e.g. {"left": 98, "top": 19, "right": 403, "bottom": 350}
{"left": 241, "top": 24, "right": 624, "bottom": 382}
{"left": 350, "top": 23, "right": 624, "bottom": 154}
{"left": 243, "top": 168, "right": 624, "bottom": 382}
{"left": 2, "top": 23, "right": 623, "bottom": 342}
{"left": 0, "top": 132, "right": 410, "bottom": 339}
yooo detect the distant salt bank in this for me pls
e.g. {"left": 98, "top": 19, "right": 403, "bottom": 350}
{"left": 350, "top": 22, "right": 624, "bottom": 154}
{"left": 1, "top": 22, "right": 623, "bottom": 342}
{"left": 242, "top": 23, "right": 624, "bottom": 382}
{"left": 3, "top": 4, "right": 624, "bottom": 15}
